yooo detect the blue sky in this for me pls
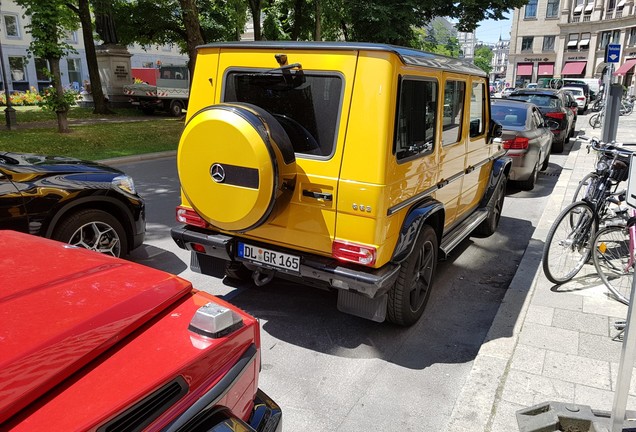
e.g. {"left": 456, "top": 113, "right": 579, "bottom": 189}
{"left": 474, "top": 13, "right": 513, "bottom": 43}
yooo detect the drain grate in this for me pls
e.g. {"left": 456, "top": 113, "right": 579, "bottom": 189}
{"left": 539, "top": 170, "right": 562, "bottom": 177}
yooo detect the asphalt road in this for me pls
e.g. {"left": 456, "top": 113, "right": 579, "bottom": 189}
{"left": 117, "top": 143, "right": 572, "bottom": 431}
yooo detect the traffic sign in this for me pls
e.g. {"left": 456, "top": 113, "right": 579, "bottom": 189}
{"left": 606, "top": 43, "right": 621, "bottom": 63}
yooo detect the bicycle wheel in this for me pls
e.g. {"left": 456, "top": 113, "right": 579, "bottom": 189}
{"left": 592, "top": 225, "right": 632, "bottom": 305}
{"left": 572, "top": 172, "right": 599, "bottom": 203}
{"left": 543, "top": 201, "right": 597, "bottom": 284}
{"left": 589, "top": 113, "right": 602, "bottom": 129}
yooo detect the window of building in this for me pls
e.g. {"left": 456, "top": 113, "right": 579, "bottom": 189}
{"left": 546, "top": 0, "right": 560, "bottom": 17}
{"left": 35, "top": 58, "right": 51, "bottom": 82}
{"left": 67, "top": 58, "right": 82, "bottom": 88}
{"left": 525, "top": 0, "right": 538, "bottom": 18}
{"left": 629, "top": 27, "right": 636, "bottom": 46}
{"left": 543, "top": 36, "right": 556, "bottom": 51}
{"left": 442, "top": 80, "right": 466, "bottom": 146}
{"left": 469, "top": 81, "right": 486, "bottom": 138}
{"left": 598, "top": 30, "right": 621, "bottom": 50}
{"left": 65, "top": 30, "right": 78, "bottom": 44}
{"left": 567, "top": 33, "right": 579, "bottom": 50}
{"left": 393, "top": 78, "right": 438, "bottom": 161}
{"left": 607, "top": 0, "right": 616, "bottom": 11}
{"left": 521, "top": 37, "right": 534, "bottom": 52}
{"left": 2, "top": 13, "right": 20, "bottom": 38}
{"left": 9, "top": 56, "right": 27, "bottom": 82}
{"left": 579, "top": 32, "right": 591, "bottom": 50}
{"left": 573, "top": 0, "right": 584, "bottom": 14}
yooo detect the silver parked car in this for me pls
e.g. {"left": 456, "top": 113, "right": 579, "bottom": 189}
{"left": 492, "top": 99, "right": 555, "bottom": 190}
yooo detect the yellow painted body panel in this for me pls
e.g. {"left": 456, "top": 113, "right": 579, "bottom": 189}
{"left": 178, "top": 44, "right": 497, "bottom": 268}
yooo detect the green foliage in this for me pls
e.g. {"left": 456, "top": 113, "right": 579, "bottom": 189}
{"left": 38, "top": 87, "right": 80, "bottom": 112}
{"left": 474, "top": 45, "right": 494, "bottom": 74}
{"left": 414, "top": 19, "right": 460, "bottom": 57}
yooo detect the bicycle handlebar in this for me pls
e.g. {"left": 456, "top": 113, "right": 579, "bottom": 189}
{"left": 579, "top": 136, "right": 635, "bottom": 157}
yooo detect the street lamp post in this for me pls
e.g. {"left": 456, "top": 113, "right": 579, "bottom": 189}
{"left": 0, "top": 1, "right": 17, "bottom": 130}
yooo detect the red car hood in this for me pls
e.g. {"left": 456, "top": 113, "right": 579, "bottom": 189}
{"left": 0, "top": 231, "right": 192, "bottom": 424}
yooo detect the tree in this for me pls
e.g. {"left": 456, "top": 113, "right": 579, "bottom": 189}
{"left": 414, "top": 18, "right": 460, "bottom": 57}
{"left": 15, "top": 0, "right": 77, "bottom": 133}
{"left": 65, "top": 0, "right": 112, "bottom": 115}
{"left": 474, "top": 45, "right": 494, "bottom": 75}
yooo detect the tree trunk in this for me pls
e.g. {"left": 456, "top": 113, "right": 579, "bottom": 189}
{"left": 291, "top": 0, "right": 303, "bottom": 40}
{"left": 50, "top": 57, "right": 70, "bottom": 133}
{"left": 248, "top": 0, "right": 261, "bottom": 41}
{"left": 178, "top": 0, "right": 205, "bottom": 80}
{"left": 79, "top": 0, "right": 112, "bottom": 114}
{"left": 314, "top": 0, "right": 321, "bottom": 41}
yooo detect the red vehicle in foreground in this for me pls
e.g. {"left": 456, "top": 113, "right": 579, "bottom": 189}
{"left": 0, "top": 230, "right": 281, "bottom": 431}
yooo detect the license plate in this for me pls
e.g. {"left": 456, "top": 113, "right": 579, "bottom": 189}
{"left": 238, "top": 242, "right": 300, "bottom": 273}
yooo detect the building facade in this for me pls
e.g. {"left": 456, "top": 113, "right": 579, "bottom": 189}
{"left": 458, "top": 31, "right": 477, "bottom": 60}
{"left": 506, "top": 0, "right": 636, "bottom": 92}
{"left": 0, "top": 0, "right": 187, "bottom": 94}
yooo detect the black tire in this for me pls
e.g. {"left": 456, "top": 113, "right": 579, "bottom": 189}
{"left": 571, "top": 172, "right": 599, "bottom": 203}
{"left": 169, "top": 100, "right": 184, "bottom": 117}
{"left": 540, "top": 151, "right": 550, "bottom": 171}
{"left": 387, "top": 225, "right": 437, "bottom": 326}
{"left": 551, "top": 139, "right": 564, "bottom": 153}
{"left": 53, "top": 209, "right": 128, "bottom": 257}
{"left": 542, "top": 201, "right": 596, "bottom": 284}
{"left": 475, "top": 174, "right": 507, "bottom": 237}
{"left": 589, "top": 113, "right": 602, "bottom": 129}
{"left": 592, "top": 225, "right": 632, "bottom": 305}
{"left": 518, "top": 160, "right": 538, "bottom": 191}
{"left": 225, "top": 261, "right": 253, "bottom": 281}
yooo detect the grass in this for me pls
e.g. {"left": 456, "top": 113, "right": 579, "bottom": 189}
{"left": 2, "top": 116, "right": 183, "bottom": 161}
{"left": 10, "top": 106, "right": 146, "bottom": 123}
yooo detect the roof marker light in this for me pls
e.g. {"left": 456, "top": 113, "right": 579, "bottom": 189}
{"left": 189, "top": 302, "right": 243, "bottom": 339}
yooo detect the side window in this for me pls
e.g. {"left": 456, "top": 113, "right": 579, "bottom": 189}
{"left": 394, "top": 78, "right": 438, "bottom": 161}
{"left": 442, "top": 80, "right": 466, "bottom": 145}
{"left": 469, "top": 81, "right": 485, "bottom": 138}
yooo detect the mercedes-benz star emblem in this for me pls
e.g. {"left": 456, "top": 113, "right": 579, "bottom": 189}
{"left": 210, "top": 163, "right": 226, "bottom": 183}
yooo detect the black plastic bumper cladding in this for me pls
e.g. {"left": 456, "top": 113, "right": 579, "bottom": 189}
{"left": 170, "top": 226, "right": 400, "bottom": 298}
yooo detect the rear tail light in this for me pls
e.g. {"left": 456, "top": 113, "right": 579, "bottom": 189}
{"left": 176, "top": 206, "right": 207, "bottom": 228}
{"left": 332, "top": 240, "right": 377, "bottom": 266}
{"left": 576, "top": 97, "right": 585, "bottom": 101}
{"left": 545, "top": 112, "right": 566, "bottom": 121}
{"left": 502, "top": 137, "right": 529, "bottom": 150}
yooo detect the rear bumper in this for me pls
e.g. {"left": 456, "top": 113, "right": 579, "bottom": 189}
{"left": 249, "top": 389, "right": 282, "bottom": 432}
{"left": 170, "top": 226, "right": 400, "bottom": 298}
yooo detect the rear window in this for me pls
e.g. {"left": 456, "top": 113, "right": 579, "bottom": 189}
{"left": 509, "top": 94, "right": 559, "bottom": 108}
{"left": 492, "top": 105, "right": 528, "bottom": 127}
{"left": 223, "top": 70, "right": 343, "bottom": 158}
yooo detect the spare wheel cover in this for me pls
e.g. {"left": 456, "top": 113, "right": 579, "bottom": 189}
{"left": 178, "top": 103, "right": 295, "bottom": 232}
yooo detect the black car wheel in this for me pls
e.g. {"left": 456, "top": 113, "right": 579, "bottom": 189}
{"left": 53, "top": 209, "right": 128, "bottom": 257}
{"left": 518, "top": 160, "right": 538, "bottom": 191}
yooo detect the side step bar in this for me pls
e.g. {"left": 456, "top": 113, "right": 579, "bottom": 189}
{"left": 439, "top": 208, "right": 488, "bottom": 258}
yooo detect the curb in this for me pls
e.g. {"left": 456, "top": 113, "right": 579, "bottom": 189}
{"left": 97, "top": 150, "right": 176, "bottom": 166}
{"left": 444, "top": 140, "right": 582, "bottom": 432}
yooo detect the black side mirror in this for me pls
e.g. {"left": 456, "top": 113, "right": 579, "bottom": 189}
{"left": 488, "top": 118, "right": 503, "bottom": 142}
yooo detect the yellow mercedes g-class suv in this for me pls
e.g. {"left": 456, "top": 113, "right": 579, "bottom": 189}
{"left": 171, "top": 42, "right": 510, "bottom": 326}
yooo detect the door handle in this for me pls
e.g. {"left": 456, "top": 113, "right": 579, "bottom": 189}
{"left": 302, "top": 190, "right": 333, "bottom": 201}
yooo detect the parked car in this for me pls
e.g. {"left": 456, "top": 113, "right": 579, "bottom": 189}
{"left": 501, "top": 87, "right": 516, "bottom": 98}
{"left": 561, "top": 79, "right": 591, "bottom": 106}
{"left": 492, "top": 99, "right": 555, "bottom": 190}
{"left": 170, "top": 41, "right": 511, "bottom": 326}
{"left": 508, "top": 89, "right": 577, "bottom": 153}
{"left": 562, "top": 86, "right": 587, "bottom": 114}
{"left": 0, "top": 151, "right": 145, "bottom": 257}
{"left": 0, "top": 230, "right": 282, "bottom": 431}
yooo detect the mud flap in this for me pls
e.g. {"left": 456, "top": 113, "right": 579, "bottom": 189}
{"left": 337, "top": 290, "right": 387, "bottom": 322}
{"left": 191, "top": 251, "right": 226, "bottom": 278}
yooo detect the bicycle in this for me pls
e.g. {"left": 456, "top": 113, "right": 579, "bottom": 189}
{"left": 589, "top": 111, "right": 603, "bottom": 129}
{"left": 542, "top": 137, "right": 632, "bottom": 284}
{"left": 592, "top": 209, "right": 635, "bottom": 305}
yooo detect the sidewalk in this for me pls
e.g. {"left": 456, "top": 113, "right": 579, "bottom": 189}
{"left": 445, "top": 113, "right": 636, "bottom": 432}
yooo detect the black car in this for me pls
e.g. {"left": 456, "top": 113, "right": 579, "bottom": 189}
{"left": 508, "top": 89, "right": 577, "bottom": 153}
{"left": 0, "top": 152, "right": 145, "bottom": 257}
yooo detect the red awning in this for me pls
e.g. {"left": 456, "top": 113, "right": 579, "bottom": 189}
{"left": 614, "top": 59, "right": 636, "bottom": 76}
{"left": 561, "top": 61, "right": 586, "bottom": 75}
{"left": 538, "top": 63, "right": 554, "bottom": 76}
{"left": 516, "top": 64, "right": 533, "bottom": 76}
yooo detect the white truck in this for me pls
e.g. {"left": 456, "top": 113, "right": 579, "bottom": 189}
{"left": 123, "top": 65, "right": 189, "bottom": 116}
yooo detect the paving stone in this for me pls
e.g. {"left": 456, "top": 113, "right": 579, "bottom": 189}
{"left": 543, "top": 351, "right": 612, "bottom": 390}
{"left": 575, "top": 383, "right": 636, "bottom": 412}
{"left": 552, "top": 309, "right": 609, "bottom": 336}
{"left": 582, "top": 295, "right": 629, "bottom": 319}
{"left": 518, "top": 322, "right": 579, "bottom": 355}
{"left": 502, "top": 369, "right": 575, "bottom": 406}
{"left": 531, "top": 288, "right": 583, "bottom": 312}
{"left": 578, "top": 332, "right": 623, "bottom": 363}
{"left": 525, "top": 305, "right": 554, "bottom": 326}
{"left": 510, "top": 344, "right": 546, "bottom": 375}
{"left": 610, "top": 362, "right": 636, "bottom": 396}
{"left": 489, "top": 399, "right": 526, "bottom": 432}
